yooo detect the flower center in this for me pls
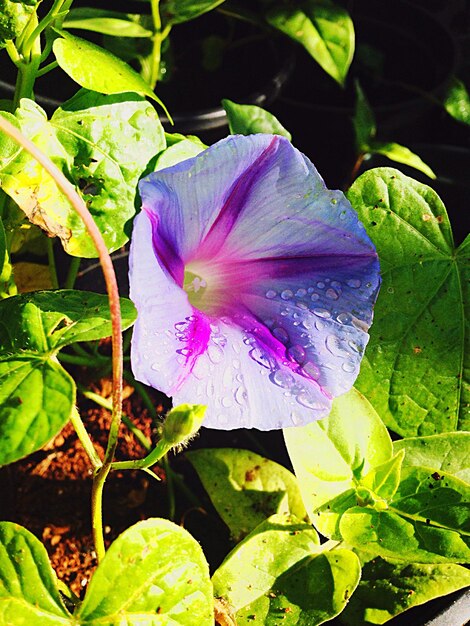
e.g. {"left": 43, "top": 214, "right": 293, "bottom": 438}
{"left": 183, "top": 269, "right": 208, "bottom": 310}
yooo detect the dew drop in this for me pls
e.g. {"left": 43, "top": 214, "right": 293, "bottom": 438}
{"left": 297, "top": 301, "right": 308, "bottom": 310}
{"left": 300, "top": 361, "right": 320, "bottom": 380}
{"left": 310, "top": 293, "right": 320, "bottom": 301}
{"left": 208, "top": 344, "right": 224, "bottom": 364}
{"left": 315, "top": 320, "right": 325, "bottom": 331}
{"left": 192, "top": 357, "right": 209, "bottom": 379}
{"left": 232, "top": 342, "right": 241, "bottom": 354}
{"left": 290, "top": 411, "right": 302, "bottom": 426}
{"left": 280, "top": 307, "right": 289, "bottom": 317}
{"left": 266, "top": 289, "right": 277, "bottom": 299}
{"left": 337, "top": 312, "right": 352, "bottom": 324}
{"left": 222, "top": 396, "right": 233, "bottom": 408}
{"left": 249, "top": 347, "right": 276, "bottom": 370}
{"left": 296, "top": 392, "right": 324, "bottom": 410}
{"left": 325, "top": 335, "right": 350, "bottom": 357}
{"left": 317, "top": 281, "right": 325, "bottom": 289}
{"left": 295, "top": 288, "right": 307, "bottom": 298}
{"left": 264, "top": 317, "right": 275, "bottom": 328}
{"left": 307, "top": 287, "right": 314, "bottom": 294}
{"left": 206, "top": 380, "right": 215, "bottom": 396}
{"left": 342, "top": 361, "right": 356, "bottom": 373}
{"left": 273, "top": 327, "right": 289, "bottom": 344}
{"left": 233, "top": 359, "right": 240, "bottom": 369}
{"left": 281, "top": 289, "right": 294, "bottom": 300}
{"left": 331, "top": 281, "right": 342, "bottom": 289}
{"left": 326, "top": 288, "right": 339, "bottom": 300}
{"left": 348, "top": 340, "right": 362, "bottom": 353}
{"left": 235, "top": 386, "right": 248, "bottom": 405}
{"left": 271, "top": 370, "right": 294, "bottom": 388}
{"left": 302, "top": 318, "right": 314, "bottom": 330}
{"left": 313, "top": 308, "right": 331, "bottom": 319}
{"left": 287, "top": 344, "right": 306, "bottom": 365}
{"left": 347, "top": 278, "right": 361, "bottom": 289}
{"left": 150, "top": 362, "right": 160, "bottom": 371}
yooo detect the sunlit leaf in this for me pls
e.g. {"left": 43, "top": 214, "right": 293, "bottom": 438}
{"left": 222, "top": 99, "right": 292, "bottom": 139}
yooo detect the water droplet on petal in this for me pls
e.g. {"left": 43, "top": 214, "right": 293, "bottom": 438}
{"left": 337, "top": 312, "right": 352, "bottom": 324}
{"left": 302, "top": 318, "right": 314, "bottom": 330}
{"left": 222, "top": 396, "right": 233, "bottom": 408}
{"left": 317, "top": 281, "right": 325, "bottom": 289}
{"left": 313, "top": 308, "right": 331, "bottom": 319}
{"left": 297, "top": 302, "right": 308, "bottom": 310}
{"left": 348, "top": 340, "right": 362, "bottom": 353}
{"left": 235, "top": 386, "right": 248, "bottom": 405}
{"left": 287, "top": 344, "right": 306, "bottom": 365}
{"left": 273, "top": 327, "right": 289, "bottom": 344}
{"left": 266, "top": 289, "right": 277, "bottom": 299}
{"left": 326, "top": 288, "right": 339, "bottom": 300}
{"left": 290, "top": 411, "right": 302, "bottom": 426}
{"left": 176, "top": 347, "right": 192, "bottom": 357}
{"left": 300, "top": 361, "right": 320, "bottom": 380}
{"left": 249, "top": 347, "right": 277, "bottom": 370}
{"left": 233, "top": 359, "right": 240, "bottom": 369}
{"left": 271, "top": 370, "right": 294, "bottom": 388}
{"left": 151, "top": 362, "right": 160, "bottom": 371}
{"left": 281, "top": 289, "right": 294, "bottom": 300}
{"left": 347, "top": 279, "right": 361, "bottom": 288}
{"left": 342, "top": 361, "right": 356, "bottom": 373}
{"left": 208, "top": 344, "right": 224, "bottom": 364}
{"left": 295, "top": 288, "right": 307, "bottom": 298}
{"left": 325, "top": 335, "right": 350, "bottom": 357}
{"left": 296, "top": 391, "right": 324, "bottom": 410}
{"left": 192, "top": 357, "right": 209, "bottom": 379}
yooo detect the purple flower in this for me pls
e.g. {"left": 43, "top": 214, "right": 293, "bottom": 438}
{"left": 129, "top": 135, "right": 380, "bottom": 430}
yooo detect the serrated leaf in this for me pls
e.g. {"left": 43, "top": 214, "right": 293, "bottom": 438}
{"left": 63, "top": 8, "right": 153, "bottom": 37}
{"left": 368, "top": 141, "right": 436, "bottom": 179}
{"left": 347, "top": 169, "right": 469, "bottom": 436}
{"left": 283, "top": 388, "right": 392, "bottom": 539}
{"left": 443, "top": 77, "right": 470, "bottom": 126}
{"left": 186, "top": 448, "right": 307, "bottom": 541}
{"left": 0, "top": 521, "right": 71, "bottom": 624}
{"left": 0, "top": 290, "right": 136, "bottom": 464}
{"left": 267, "top": 0, "right": 354, "bottom": 86}
{"left": 52, "top": 31, "right": 169, "bottom": 116}
{"left": 0, "top": 93, "right": 165, "bottom": 257}
{"left": 393, "top": 432, "right": 470, "bottom": 483}
{"left": 213, "top": 514, "right": 359, "bottom": 626}
{"left": 340, "top": 557, "right": 470, "bottom": 625}
{"left": 222, "top": 99, "right": 292, "bottom": 139}
{"left": 162, "top": 0, "right": 226, "bottom": 26}
{"left": 76, "top": 519, "right": 213, "bottom": 625}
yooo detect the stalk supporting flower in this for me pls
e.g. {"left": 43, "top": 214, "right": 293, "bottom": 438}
{"left": 129, "top": 134, "right": 380, "bottom": 430}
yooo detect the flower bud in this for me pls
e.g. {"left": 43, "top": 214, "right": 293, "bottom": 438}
{"left": 162, "top": 404, "right": 206, "bottom": 447}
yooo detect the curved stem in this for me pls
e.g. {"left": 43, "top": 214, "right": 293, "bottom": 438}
{"left": 0, "top": 116, "right": 124, "bottom": 561}
{"left": 91, "top": 465, "right": 110, "bottom": 562}
{"left": 70, "top": 406, "right": 102, "bottom": 470}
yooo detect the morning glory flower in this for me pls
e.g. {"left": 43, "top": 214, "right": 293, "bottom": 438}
{"left": 129, "top": 134, "right": 380, "bottom": 430}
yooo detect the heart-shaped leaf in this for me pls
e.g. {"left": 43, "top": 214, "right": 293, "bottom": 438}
{"left": 284, "top": 388, "right": 392, "bottom": 539}
{"left": 186, "top": 448, "right": 307, "bottom": 541}
{"left": 0, "top": 290, "right": 136, "bottom": 464}
{"left": 222, "top": 99, "right": 292, "bottom": 139}
{"left": 267, "top": 0, "right": 354, "bottom": 86}
{"left": 340, "top": 556, "right": 470, "bottom": 625}
{"left": 0, "top": 93, "right": 165, "bottom": 257}
{"left": 213, "top": 513, "right": 360, "bottom": 626}
{"left": 347, "top": 168, "right": 469, "bottom": 436}
{"left": 0, "top": 522, "right": 71, "bottom": 624}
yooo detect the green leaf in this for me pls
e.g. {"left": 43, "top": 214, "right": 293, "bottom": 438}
{"left": 155, "top": 133, "right": 206, "bottom": 170}
{"left": 0, "top": 521, "right": 71, "bottom": 624}
{"left": 340, "top": 557, "right": 470, "bottom": 625}
{"left": 63, "top": 8, "right": 153, "bottom": 37}
{"left": 284, "top": 388, "right": 392, "bottom": 539}
{"left": 52, "top": 31, "right": 169, "bottom": 114}
{"left": 393, "top": 432, "right": 470, "bottom": 483}
{"left": 347, "top": 169, "right": 469, "bottom": 436}
{"left": 353, "top": 81, "right": 376, "bottom": 150}
{"left": 359, "top": 451, "right": 405, "bottom": 502}
{"left": 76, "top": 518, "right": 213, "bottom": 625}
{"left": 213, "top": 514, "right": 360, "bottom": 626}
{"left": 0, "top": 290, "right": 136, "bottom": 464}
{"left": 0, "top": 0, "right": 36, "bottom": 48}
{"left": 162, "top": 0, "right": 226, "bottom": 26}
{"left": 368, "top": 141, "right": 436, "bottom": 179}
{"left": 340, "top": 467, "right": 470, "bottom": 563}
{"left": 0, "top": 94, "right": 165, "bottom": 257}
{"left": 443, "top": 77, "right": 470, "bottom": 126}
{"left": 266, "top": 0, "right": 354, "bottom": 86}
{"left": 186, "top": 448, "right": 307, "bottom": 541}
{"left": 222, "top": 99, "right": 292, "bottom": 139}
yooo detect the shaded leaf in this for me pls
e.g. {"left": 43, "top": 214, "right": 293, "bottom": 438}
{"left": 76, "top": 519, "right": 213, "bottom": 625}
{"left": 0, "top": 521, "right": 71, "bottom": 624}
{"left": 267, "top": 0, "right": 354, "bottom": 86}
{"left": 340, "top": 556, "right": 470, "bottom": 625}
{"left": 53, "top": 31, "right": 168, "bottom": 114}
{"left": 347, "top": 169, "right": 469, "bottom": 436}
{"left": 186, "top": 448, "right": 307, "bottom": 541}
{"left": 393, "top": 432, "right": 470, "bottom": 483}
{"left": 162, "top": 0, "right": 226, "bottom": 26}
{"left": 443, "top": 77, "right": 470, "bottom": 126}
{"left": 213, "top": 513, "right": 359, "bottom": 626}
{"left": 13, "top": 261, "right": 52, "bottom": 292}
{"left": 284, "top": 388, "right": 392, "bottom": 539}
{"left": 222, "top": 99, "right": 292, "bottom": 139}
{"left": 353, "top": 81, "right": 376, "bottom": 150}
{"left": 63, "top": 8, "right": 153, "bottom": 37}
{"left": 0, "top": 94, "right": 165, "bottom": 257}
{"left": 0, "top": 290, "right": 136, "bottom": 464}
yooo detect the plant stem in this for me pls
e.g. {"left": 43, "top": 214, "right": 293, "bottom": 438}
{"left": 36, "top": 60, "right": 59, "bottom": 78}
{"left": 162, "top": 454, "right": 176, "bottom": 520}
{"left": 0, "top": 117, "right": 124, "bottom": 563}
{"left": 46, "top": 238, "right": 59, "bottom": 289}
{"left": 70, "top": 406, "right": 102, "bottom": 470}
{"left": 111, "top": 440, "right": 171, "bottom": 471}
{"left": 64, "top": 256, "right": 81, "bottom": 289}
